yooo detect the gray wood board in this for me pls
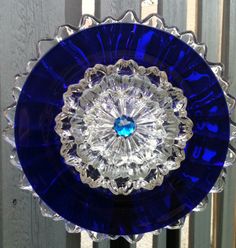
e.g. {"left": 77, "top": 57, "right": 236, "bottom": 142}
{"left": 220, "top": 1, "right": 236, "bottom": 247}
{"left": 158, "top": 0, "right": 188, "bottom": 31}
{"left": 156, "top": 1, "right": 188, "bottom": 247}
{"left": 95, "top": 0, "right": 141, "bottom": 20}
{"left": 189, "top": 1, "right": 222, "bottom": 247}
{"left": 0, "top": 1, "right": 66, "bottom": 248}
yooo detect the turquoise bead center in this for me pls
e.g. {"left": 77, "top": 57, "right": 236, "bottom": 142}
{"left": 114, "top": 115, "right": 136, "bottom": 137}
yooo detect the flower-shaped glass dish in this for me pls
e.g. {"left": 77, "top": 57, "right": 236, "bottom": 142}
{"left": 4, "top": 12, "right": 235, "bottom": 239}
{"left": 55, "top": 59, "right": 193, "bottom": 195}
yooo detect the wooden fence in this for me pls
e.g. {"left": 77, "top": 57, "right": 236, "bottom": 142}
{"left": 0, "top": 0, "right": 235, "bottom": 247}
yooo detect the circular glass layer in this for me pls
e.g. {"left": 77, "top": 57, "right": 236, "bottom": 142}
{"left": 55, "top": 59, "right": 193, "bottom": 194}
{"left": 14, "top": 23, "right": 230, "bottom": 235}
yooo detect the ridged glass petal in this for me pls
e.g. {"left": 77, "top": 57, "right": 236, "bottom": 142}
{"left": 193, "top": 196, "right": 208, "bottom": 212}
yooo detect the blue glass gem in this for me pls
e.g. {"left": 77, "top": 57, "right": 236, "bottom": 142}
{"left": 14, "top": 23, "right": 229, "bottom": 235}
{"left": 114, "top": 115, "right": 136, "bottom": 137}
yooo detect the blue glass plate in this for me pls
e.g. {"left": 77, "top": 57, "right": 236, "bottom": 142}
{"left": 14, "top": 23, "right": 229, "bottom": 235}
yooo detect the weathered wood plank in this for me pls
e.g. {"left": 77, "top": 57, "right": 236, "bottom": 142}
{"left": 93, "top": 240, "right": 110, "bottom": 248}
{"left": 198, "top": 2, "right": 224, "bottom": 248}
{"left": 141, "top": 0, "right": 158, "bottom": 19}
{"left": 66, "top": 233, "right": 81, "bottom": 248}
{"left": 157, "top": 1, "right": 189, "bottom": 247}
{"left": 136, "top": 233, "right": 152, "bottom": 248}
{"left": 189, "top": 1, "right": 224, "bottom": 248}
{"left": 80, "top": 232, "right": 93, "bottom": 248}
{"left": 158, "top": 0, "right": 188, "bottom": 31}
{"left": 0, "top": 1, "right": 67, "bottom": 248}
{"left": 188, "top": 205, "right": 212, "bottom": 248}
{"left": 220, "top": 1, "right": 236, "bottom": 248}
{"left": 153, "top": 230, "right": 166, "bottom": 248}
{"left": 189, "top": 1, "right": 225, "bottom": 248}
{"left": 95, "top": 0, "right": 141, "bottom": 20}
{"left": 180, "top": 215, "right": 190, "bottom": 248}
{"left": 65, "top": 0, "right": 82, "bottom": 26}
{"left": 198, "top": 0, "right": 223, "bottom": 62}
{"left": 0, "top": 1, "right": 3, "bottom": 245}
{"left": 186, "top": 0, "right": 197, "bottom": 33}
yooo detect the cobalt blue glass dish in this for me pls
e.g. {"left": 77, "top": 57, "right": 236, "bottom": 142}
{"left": 13, "top": 22, "right": 230, "bottom": 235}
